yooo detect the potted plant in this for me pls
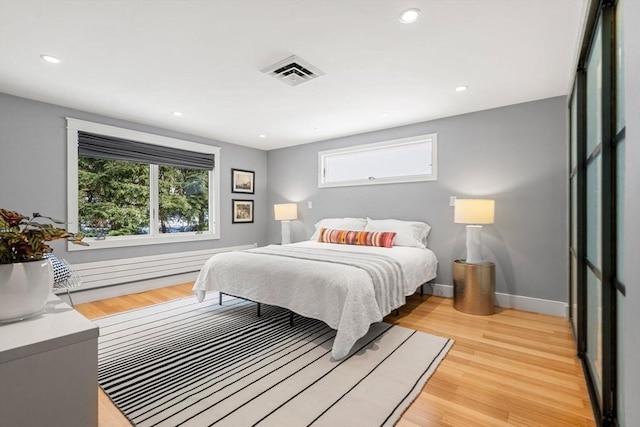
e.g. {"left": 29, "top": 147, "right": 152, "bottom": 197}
{"left": 0, "top": 208, "right": 87, "bottom": 322}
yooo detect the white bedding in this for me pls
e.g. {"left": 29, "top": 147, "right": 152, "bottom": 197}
{"left": 193, "top": 241, "right": 438, "bottom": 359}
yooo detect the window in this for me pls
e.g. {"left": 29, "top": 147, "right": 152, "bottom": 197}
{"left": 67, "top": 118, "right": 220, "bottom": 250}
{"left": 318, "top": 134, "right": 437, "bottom": 188}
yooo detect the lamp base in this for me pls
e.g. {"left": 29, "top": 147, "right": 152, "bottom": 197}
{"left": 281, "top": 220, "right": 291, "bottom": 245}
{"left": 465, "top": 225, "right": 483, "bottom": 263}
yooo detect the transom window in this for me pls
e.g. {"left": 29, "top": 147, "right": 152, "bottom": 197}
{"left": 67, "top": 118, "right": 220, "bottom": 250}
{"left": 318, "top": 134, "right": 437, "bottom": 188}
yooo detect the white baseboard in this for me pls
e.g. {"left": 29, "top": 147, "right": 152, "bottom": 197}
{"left": 56, "top": 271, "right": 200, "bottom": 305}
{"left": 59, "top": 253, "right": 568, "bottom": 318}
{"left": 494, "top": 292, "right": 568, "bottom": 318}
{"left": 55, "top": 243, "right": 256, "bottom": 305}
{"left": 423, "top": 283, "right": 454, "bottom": 298}
{"left": 422, "top": 283, "right": 568, "bottom": 318}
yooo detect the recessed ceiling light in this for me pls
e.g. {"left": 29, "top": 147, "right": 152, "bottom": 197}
{"left": 172, "top": 111, "right": 183, "bottom": 116}
{"left": 259, "top": 134, "right": 267, "bottom": 138}
{"left": 314, "top": 128, "right": 320, "bottom": 132}
{"left": 455, "top": 85, "right": 468, "bottom": 92}
{"left": 381, "top": 112, "right": 388, "bottom": 117}
{"left": 399, "top": 8, "right": 421, "bottom": 24}
{"left": 40, "top": 54, "right": 61, "bottom": 64}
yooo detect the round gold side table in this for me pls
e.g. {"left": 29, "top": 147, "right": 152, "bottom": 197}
{"left": 453, "top": 260, "right": 495, "bottom": 315}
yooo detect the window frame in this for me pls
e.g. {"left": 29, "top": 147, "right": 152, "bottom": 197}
{"left": 317, "top": 133, "right": 438, "bottom": 188}
{"left": 66, "top": 118, "right": 221, "bottom": 251}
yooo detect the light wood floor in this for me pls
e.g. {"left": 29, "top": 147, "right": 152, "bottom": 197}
{"left": 75, "top": 283, "right": 595, "bottom": 427}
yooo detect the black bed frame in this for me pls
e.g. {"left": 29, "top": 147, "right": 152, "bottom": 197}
{"left": 217, "top": 282, "right": 428, "bottom": 326}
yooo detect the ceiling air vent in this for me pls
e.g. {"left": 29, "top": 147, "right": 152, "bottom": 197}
{"left": 261, "top": 55, "right": 325, "bottom": 87}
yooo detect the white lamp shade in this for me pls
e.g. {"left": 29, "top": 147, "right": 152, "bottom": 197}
{"left": 274, "top": 203, "right": 298, "bottom": 221}
{"left": 454, "top": 199, "right": 495, "bottom": 224}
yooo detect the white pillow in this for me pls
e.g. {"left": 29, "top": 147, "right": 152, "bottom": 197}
{"left": 310, "top": 218, "right": 367, "bottom": 240}
{"left": 364, "top": 218, "right": 431, "bottom": 248}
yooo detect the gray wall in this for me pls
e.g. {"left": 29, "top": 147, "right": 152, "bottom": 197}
{"left": 617, "top": 0, "right": 639, "bottom": 424}
{"left": 0, "top": 93, "right": 268, "bottom": 264}
{"left": 267, "top": 97, "right": 568, "bottom": 303}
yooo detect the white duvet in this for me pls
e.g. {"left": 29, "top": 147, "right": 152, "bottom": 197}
{"left": 193, "top": 241, "right": 438, "bottom": 359}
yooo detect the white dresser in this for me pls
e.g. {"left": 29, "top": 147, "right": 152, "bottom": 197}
{"left": 0, "top": 294, "right": 99, "bottom": 427}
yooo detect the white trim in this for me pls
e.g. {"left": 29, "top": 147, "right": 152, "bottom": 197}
{"left": 66, "top": 117, "right": 221, "bottom": 250}
{"left": 71, "top": 244, "right": 254, "bottom": 289}
{"left": 149, "top": 164, "right": 159, "bottom": 236}
{"left": 66, "top": 123, "right": 79, "bottom": 235}
{"left": 422, "top": 283, "right": 569, "bottom": 318}
{"left": 55, "top": 272, "right": 200, "bottom": 305}
{"left": 64, "top": 276, "right": 569, "bottom": 318}
{"left": 493, "top": 292, "right": 569, "bottom": 318}
{"left": 66, "top": 118, "right": 217, "bottom": 154}
{"left": 423, "top": 282, "right": 455, "bottom": 298}
{"left": 68, "top": 232, "right": 222, "bottom": 251}
{"left": 56, "top": 244, "right": 256, "bottom": 304}
{"left": 318, "top": 133, "right": 438, "bottom": 188}
{"left": 207, "top": 163, "right": 222, "bottom": 239}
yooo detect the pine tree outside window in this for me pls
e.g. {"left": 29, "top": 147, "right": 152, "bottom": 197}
{"left": 67, "top": 118, "right": 220, "bottom": 250}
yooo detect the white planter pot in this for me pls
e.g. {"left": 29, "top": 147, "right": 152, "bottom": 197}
{"left": 0, "top": 259, "right": 53, "bottom": 323}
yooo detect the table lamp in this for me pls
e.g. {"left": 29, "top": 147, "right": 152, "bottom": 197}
{"left": 454, "top": 199, "right": 495, "bottom": 263}
{"left": 274, "top": 203, "right": 298, "bottom": 244}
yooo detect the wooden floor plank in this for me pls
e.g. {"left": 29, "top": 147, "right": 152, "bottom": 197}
{"left": 75, "top": 283, "right": 595, "bottom": 427}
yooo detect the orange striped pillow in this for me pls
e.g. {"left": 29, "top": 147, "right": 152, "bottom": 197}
{"left": 317, "top": 228, "right": 396, "bottom": 248}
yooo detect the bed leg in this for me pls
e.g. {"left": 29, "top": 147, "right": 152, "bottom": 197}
{"left": 394, "top": 308, "right": 399, "bottom": 316}
{"left": 420, "top": 284, "right": 424, "bottom": 296}
{"left": 257, "top": 303, "right": 261, "bottom": 317}
{"left": 219, "top": 292, "right": 223, "bottom": 305}
{"left": 289, "top": 311, "right": 294, "bottom": 326}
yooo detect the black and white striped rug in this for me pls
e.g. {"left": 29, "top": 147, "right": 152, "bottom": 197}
{"left": 96, "top": 293, "right": 453, "bottom": 427}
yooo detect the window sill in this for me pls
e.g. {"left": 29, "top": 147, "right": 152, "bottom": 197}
{"left": 67, "top": 232, "right": 220, "bottom": 251}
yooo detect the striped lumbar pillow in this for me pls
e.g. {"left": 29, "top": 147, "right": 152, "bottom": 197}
{"left": 317, "top": 227, "right": 396, "bottom": 248}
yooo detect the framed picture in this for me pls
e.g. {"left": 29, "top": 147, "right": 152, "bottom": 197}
{"left": 231, "top": 169, "right": 255, "bottom": 194}
{"left": 232, "top": 199, "right": 254, "bottom": 223}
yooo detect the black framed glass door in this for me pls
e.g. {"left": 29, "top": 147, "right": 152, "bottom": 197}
{"left": 568, "top": 0, "right": 625, "bottom": 424}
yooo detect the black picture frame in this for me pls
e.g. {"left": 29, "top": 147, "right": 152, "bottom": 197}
{"left": 232, "top": 199, "right": 254, "bottom": 223}
{"left": 231, "top": 169, "right": 255, "bottom": 194}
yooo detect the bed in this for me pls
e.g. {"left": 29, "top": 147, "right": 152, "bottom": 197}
{"left": 193, "top": 218, "right": 438, "bottom": 360}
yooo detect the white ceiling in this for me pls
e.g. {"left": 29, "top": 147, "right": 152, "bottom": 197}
{"left": 0, "top": 1, "right": 586, "bottom": 151}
